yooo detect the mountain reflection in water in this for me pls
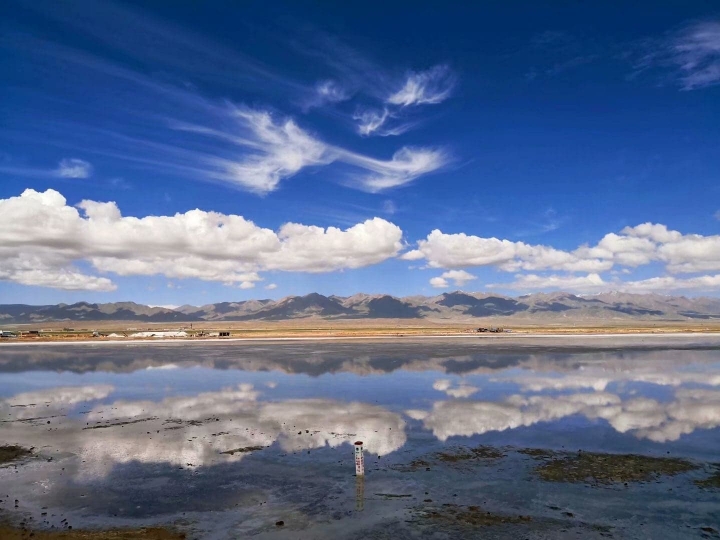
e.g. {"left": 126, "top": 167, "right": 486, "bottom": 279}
{"left": 1, "top": 337, "right": 719, "bottom": 538}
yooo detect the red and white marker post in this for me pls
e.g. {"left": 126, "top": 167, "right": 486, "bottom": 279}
{"left": 354, "top": 441, "right": 365, "bottom": 476}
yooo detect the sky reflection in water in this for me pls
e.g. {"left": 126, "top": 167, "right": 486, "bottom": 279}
{"left": 1, "top": 338, "right": 719, "bottom": 536}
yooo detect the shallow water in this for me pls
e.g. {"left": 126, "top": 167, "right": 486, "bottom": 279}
{"left": 1, "top": 336, "right": 719, "bottom": 538}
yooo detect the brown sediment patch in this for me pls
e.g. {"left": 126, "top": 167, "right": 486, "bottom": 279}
{"left": 695, "top": 466, "right": 720, "bottom": 489}
{"left": 219, "top": 446, "right": 265, "bottom": 455}
{"left": 518, "top": 448, "right": 556, "bottom": 460}
{"left": 0, "top": 523, "right": 185, "bottom": 539}
{"left": 417, "top": 504, "right": 532, "bottom": 527}
{"left": 0, "top": 445, "right": 32, "bottom": 464}
{"left": 535, "top": 451, "right": 697, "bottom": 484}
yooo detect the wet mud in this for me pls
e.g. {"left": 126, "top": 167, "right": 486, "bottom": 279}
{"left": 0, "top": 523, "right": 185, "bottom": 539}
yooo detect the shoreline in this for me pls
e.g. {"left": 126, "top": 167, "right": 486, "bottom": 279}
{"left": 3, "top": 330, "right": 720, "bottom": 347}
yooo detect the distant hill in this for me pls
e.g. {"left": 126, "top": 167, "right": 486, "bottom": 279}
{"left": 2, "top": 292, "right": 720, "bottom": 324}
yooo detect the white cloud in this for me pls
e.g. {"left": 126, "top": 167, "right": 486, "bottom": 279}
{"left": 339, "top": 147, "right": 449, "bottom": 192}
{"left": 352, "top": 109, "right": 413, "bottom": 137}
{"left": 495, "top": 367, "right": 720, "bottom": 393}
{"left": 0, "top": 384, "right": 406, "bottom": 479}
{"left": 419, "top": 388, "right": 720, "bottom": 444}
{"left": 443, "top": 269, "right": 476, "bottom": 286}
{"left": 405, "top": 222, "right": 720, "bottom": 293}
{"left": 0, "top": 189, "right": 404, "bottom": 290}
{"left": 667, "top": 20, "right": 720, "bottom": 90}
{"left": 264, "top": 283, "right": 278, "bottom": 290}
{"left": 432, "top": 379, "right": 479, "bottom": 398}
{"left": 422, "top": 392, "right": 621, "bottom": 442}
{"left": 382, "top": 200, "right": 397, "bottom": 215}
{"left": 494, "top": 272, "right": 720, "bottom": 294}
{"left": 353, "top": 108, "right": 390, "bottom": 136}
{"left": 207, "top": 109, "right": 331, "bottom": 194}
{"left": 315, "top": 80, "right": 348, "bottom": 103}
{"left": 430, "top": 276, "right": 449, "bottom": 288}
{"left": 430, "top": 270, "right": 477, "bottom": 288}
{"left": 55, "top": 158, "right": 93, "bottom": 178}
{"left": 405, "top": 229, "right": 610, "bottom": 272}
{"left": 387, "top": 65, "right": 455, "bottom": 106}
{"left": 493, "top": 273, "right": 607, "bottom": 293}
{"left": 179, "top": 107, "right": 446, "bottom": 193}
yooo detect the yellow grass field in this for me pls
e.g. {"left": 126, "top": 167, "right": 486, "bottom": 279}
{"left": 3, "top": 318, "right": 720, "bottom": 343}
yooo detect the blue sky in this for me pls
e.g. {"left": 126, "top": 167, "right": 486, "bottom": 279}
{"left": 1, "top": 0, "right": 720, "bottom": 306}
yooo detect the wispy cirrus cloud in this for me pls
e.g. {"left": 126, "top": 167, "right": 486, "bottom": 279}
{"left": 353, "top": 108, "right": 390, "bottom": 136}
{"left": 353, "top": 108, "right": 416, "bottom": 137}
{"left": 338, "top": 146, "right": 449, "bottom": 192}
{"left": 200, "top": 108, "right": 332, "bottom": 194}
{"left": 55, "top": 158, "right": 93, "bottom": 178}
{"left": 174, "top": 106, "right": 447, "bottom": 193}
{"left": 633, "top": 19, "right": 720, "bottom": 90}
{"left": 387, "top": 65, "right": 456, "bottom": 106}
{"left": 0, "top": 158, "right": 94, "bottom": 181}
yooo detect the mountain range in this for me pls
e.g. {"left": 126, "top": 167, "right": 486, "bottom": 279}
{"left": 2, "top": 291, "right": 720, "bottom": 324}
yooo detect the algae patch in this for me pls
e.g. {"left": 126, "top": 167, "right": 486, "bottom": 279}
{"left": 535, "top": 452, "right": 697, "bottom": 484}
{"left": 695, "top": 466, "right": 720, "bottom": 489}
{"left": 435, "top": 445, "right": 505, "bottom": 463}
{"left": 417, "top": 504, "right": 532, "bottom": 527}
{"left": 518, "top": 448, "right": 556, "bottom": 459}
{"left": 399, "top": 445, "right": 505, "bottom": 471}
{"left": 0, "top": 445, "right": 32, "bottom": 465}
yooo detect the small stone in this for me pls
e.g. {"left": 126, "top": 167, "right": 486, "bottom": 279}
{"left": 275, "top": 520, "right": 284, "bottom": 527}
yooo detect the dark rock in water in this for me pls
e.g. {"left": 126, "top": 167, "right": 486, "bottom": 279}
{"left": 275, "top": 521, "right": 284, "bottom": 527}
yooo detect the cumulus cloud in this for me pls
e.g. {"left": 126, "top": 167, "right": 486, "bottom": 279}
{"left": 494, "top": 272, "right": 720, "bottom": 294}
{"left": 429, "top": 269, "right": 477, "bottom": 289}
{"left": 430, "top": 276, "right": 449, "bottom": 288}
{"left": 55, "top": 158, "right": 93, "bottom": 178}
{"left": 637, "top": 20, "right": 720, "bottom": 90}
{"left": 265, "top": 283, "right": 278, "bottom": 290}
{"left": 0, "top": 189, "right": 404, "bottom": 290}
{"left": 403, "top": 229, "right": 610, "bottom": 272}
{"left": 405, "top": 222, "right": 720, "bottom": 293}
{"left": 493, "top": 273, "right": 607, "bottom": 293}
{"left": 387, "top": 65, "right": 455, "bottom": 106}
